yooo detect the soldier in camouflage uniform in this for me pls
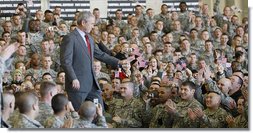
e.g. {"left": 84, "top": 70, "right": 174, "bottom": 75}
{"left": 44, "top": 94, "right": 79, "bottom": 128}
{"left": 213, "top": 0, "right": 232, "bottom": 28}
{"left": 12, "top": 14, "right": 23, "bottom": 38}
{"left": 12, "top": 92, "right": 44, "bottom": 128}
{"left": 27, "top": 19, "right": 44, "bottom": 52}
{"left": 218, "top": 33, "right": 234, "bottom": 62}
{"left": 35, "top": 81, "right": 58, "bottom": 124}
{"left": 1, "top": 92, "right": 15, "bottom": 128}
{"left": 199, "top": 40, "right": 215, "bottom": 69}
{"left": 153, "top": 4, "right": 172, "bottom": 33}
{"left": 114, "top": 9, "right": 127, "bottom": 31}
{"left": 40, "top": 55, "right": 57, "bottom": 80}
{"left": 164, "top": 81, "right": 203, "bottom": 128}
{"left": 192, "top": 91, "right": 230, "bottom": 128}
{"left": 108, "top": 81, "right": 144, "bottom": 128}
{"left": 149, "top": 85, "right": 173, "bottom": 128}
{"left": 73, "top": 101, "right": 108, "bottom": 128}
{"left": 226, "top": 96, "right": 248, "bottom": 128}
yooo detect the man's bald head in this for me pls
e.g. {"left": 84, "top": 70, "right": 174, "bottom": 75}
{"left": 79, "top": 101, "right": 96, "bottom": 120}
{"left": 218, "top": 78, "right": 232, "bottom": 94}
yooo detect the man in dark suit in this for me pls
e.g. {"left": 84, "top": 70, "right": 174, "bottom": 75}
{"left": 60, "top": 11, "right": 123, "bottom": 111}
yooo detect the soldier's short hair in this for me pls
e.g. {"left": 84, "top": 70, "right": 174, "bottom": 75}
{"left": 79, "top": 101, "right": 96, "bottom": 120}
{"left": 40, "top": 81, "right": 57, "bottom": 97}
{"left": 181, "top": 81, "right": 196, "bottom": 90}
{"left": 18, "top": 92, "right": 38, "bottom": 114}
{"left": 51, "top": 94, "right": 69, "bottom": 114}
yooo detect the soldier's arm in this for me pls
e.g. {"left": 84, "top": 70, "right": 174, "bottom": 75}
{"left": 213, "top": 0, "right": 221, "bottom": 14}
{"left": 96, "top": 115, "right": 109, "bottom": 128}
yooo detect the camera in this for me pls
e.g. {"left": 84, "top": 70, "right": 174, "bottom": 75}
{"left": 47, "top": 26, "right": 58, "bottom": 32}
{"left": 93, "top": 98, "right": 99, "bottom": 106}
{"left": 147, "top": 90, "right": 159, "bottom": 99}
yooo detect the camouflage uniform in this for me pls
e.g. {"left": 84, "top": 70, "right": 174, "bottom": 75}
{"left": 232, "top": 114, "right": 248, "bottom": 128}
{"left": 200, "top": 107, "right": 230, "bottom": 128}
{"left": 43, "top": 115, "right": 64, "bottom": 128}
{"left": 199, "top": 51, "right": 215, "bottom": 71}
{"left": 26, "top": 68, "right": 43, "bottom": 82}
{"left": 1, "top": 118, "right": 11, "bottom": 128}
{"left": 43, "top": 111, "right": 79, "bottom": 128}
{"left": 154, "top": 13, "right": 172, "bottom": 33}
{"left": 12, "top": 114, "right": 44, "bottom": 128}
{"left": 220, "top": 46, "right": 234, "bottom": 62}
{"left": 73, "top": 116, "right": 108, "bottom": 128}
{"left": 8, "top": 109, "right": 20, "bottom": 127}
{"left": 114, "top": 19, "right": 127, "bottom": 31}
{"left": 172, "top": 98, "right": 203, "bottom": 128}
{"left": 149, "top": 104, "right": 173, "bottom": 128}
{"left": 213, "top": 0, "right": 231, "bottom": 28}
{"left": 36, "top": 101, "right": 53, "bottom": 125}
{"left": 27, "top": 31, "right": 44, "bottom": 52}
{"left": 109, "top": 98, "right": 144, "bottom": 128}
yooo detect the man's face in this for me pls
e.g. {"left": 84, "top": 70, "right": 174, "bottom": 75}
{"left": 18, "top": 32, "right": 26, "bottom": 43}
{"left": 41, "top": 41, "right": 50, "bottom": 52}
{"left": 4, "top": 22, "right": 12, "bottom": 32}
{"left": 31, "top": 54, "right": 40, "bottom": 66}
{"left": 205, "top": 42, "right": 213, "bottom": 51}
{"left": 120, "top": 83, "right": 132, "bottom": 98}
{"left": 58, "top": 72, "right": 65, "bottom": 83}
{"left": 180, "top": 85, "right": 194, "bottom": 100}
{"left": 205, "top": 92, "right": 220, "bottom": 108}
{"left": 112, "top": 79, "right": 120, "bottom": 91}
{"left": 17, "top": 46, "right": 27, "bottom": 56}
{"left": 237, "top": 98, "right": 244, "bottom": 114}
{"left": 161, "top": 5, "right": 168, "bottom": 14}
{"left": 217, "top": 78, "right": 231, "bottom": 94}
{"left": 45, "top": 12, "right": 54, "bottom": 21}
{"left": 199, "top": 60, "right": 206, "bottom": 69}
{"left": 229, "top": 76, "right": 240, "bottom": 90}
{"left": 158, "top": 87, "right": 170, "bottom": 102}
{"left": 42, "top": 57, "right": 52, "bottom": 69}
{"left": 135, "top": 6, "right": 142, "bottom": 15}
{"left": 221, "top": 35, "right": 229, "bottom": 44}
{"left": 43, "top": 75, "right": 53, "bottom": 81}
{"left": 13, "top": 15, "right": 21, "bottom": 25}
{"left": 84, "top": 17, "right": 95, "bottom": 33}
{"left": 115, "top": 11, "right": 123, "bottom": 19}
{"left": 93, "top": 62, "right": 101, "bottom": 73}
{"left": 149, "top": 84, "right": 160, "bottom": 91}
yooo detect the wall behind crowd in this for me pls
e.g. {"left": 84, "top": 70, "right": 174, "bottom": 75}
{"left": 0, "top": 0, "right": 248, "bottom": 21}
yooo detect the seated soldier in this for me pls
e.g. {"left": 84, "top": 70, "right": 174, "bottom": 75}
{"left": 73, "top": 101, "right": 108, "bottom": 128}
{"left": 44, "top": 94, "right": 76, "bottom": 128}
{"left": 226, "top": 96, "right": 248, "bottom": 128}
{"left": 12, "top": 92, "right": 44, "bottom": 128}
{"left": 109, "top": 81, "right": 144, "bottom": 128}
{"left": 165, "top": 81, "right": 203, "bottom": 128}
{"left": 191, "top": 91, "right": 231, "bottom": 128}
{"left": 1, "top": 92, "right": 15, "bottom": 128}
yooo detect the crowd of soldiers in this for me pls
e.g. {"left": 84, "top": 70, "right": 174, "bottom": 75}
{"left": 0, "top": 0, "right": 248, "bottom": 128}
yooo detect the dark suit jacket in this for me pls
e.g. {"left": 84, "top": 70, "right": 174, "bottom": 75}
{"left": 60, "top": 29, "right": 119, "bottom": 93}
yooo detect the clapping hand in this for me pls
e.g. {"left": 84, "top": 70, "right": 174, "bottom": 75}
{"left": 165, "top": 99, "right": 177, "bottom": 113}
{"left": 112, "top": 114, "right": 122, "bottom": 123}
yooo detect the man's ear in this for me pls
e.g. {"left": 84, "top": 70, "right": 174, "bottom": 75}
{"left": 9, "top": 102, "right": 13, "bottom": 109}
{"left": 32, "top": 104, "right": 36, "bottom": 111}
{"left": 65, "top": 104, "right": 68, "bottom": 111}
{"left": 191, "top": 89, "right": 195, "bottom": 95}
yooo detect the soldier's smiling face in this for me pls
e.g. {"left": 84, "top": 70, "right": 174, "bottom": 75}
{"left": 179, "top": 85, "right": 194, "bottom": 100}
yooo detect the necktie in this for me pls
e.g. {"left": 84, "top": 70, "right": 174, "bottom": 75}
{"left": 84, "top": 34, "right": 91, "bottom": 57}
